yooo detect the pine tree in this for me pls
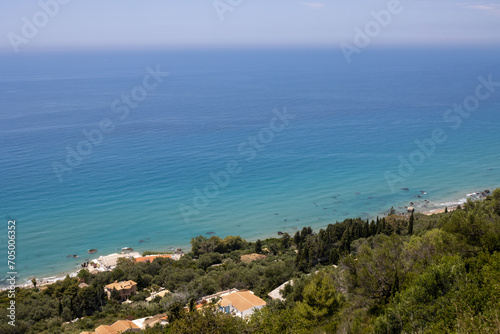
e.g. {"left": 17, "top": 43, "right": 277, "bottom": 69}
{"left": 445, "top": 207, "right": 448, "bottom": 213}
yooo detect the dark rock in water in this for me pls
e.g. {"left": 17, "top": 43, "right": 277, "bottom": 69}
{"left": 277, "top": 231, "right": 284, "bottom": 236}
{"left": 401, "top": 188, "right": 410, "bottom": 191}
{"left": 88, "top": 249, "right": 98, "bottom": 254}
{"left": 206, "top": 231, "right": 215, "bottom": 235}
{"left": 73, "top": 255, "right": 79, "bottom": 258}
{"left": 274, "top": 213, "right": 279, "bottom": 215}
{"left": 355, "top": 192, "right": 361, "bottom": 195}
{"left": 139, "top": 240, "right": 144, "bottom": 243}
{"left": 66, "top": 254, "right": 72, "bottom": 258}
{"left": 485, "top": 189, "right": 491, "bottom": 194}
{"left": 487, "top": 168, "right": 494, "bottom": 170}
{"left": 418, "top": 195, "right": 421, "bottom": 198}
{"left": 122, "top": 247, "right": 133, "bottom": 252}
{"left": 368, "top": 197, "right": 373, "bottom": 199}
{"left": 284, "top": 219, "right": 287, "bottom": 222}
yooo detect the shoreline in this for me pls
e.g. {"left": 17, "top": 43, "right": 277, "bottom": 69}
{"left": 2, "top": 186, "right": 496, "bottom": 291}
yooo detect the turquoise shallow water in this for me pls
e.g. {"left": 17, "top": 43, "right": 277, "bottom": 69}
{"left": 1, "top": 48, "right": 499, "bottom": 285}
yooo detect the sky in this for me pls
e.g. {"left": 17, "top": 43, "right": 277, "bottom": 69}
{"left": 0, "top": 0, "right": 500, "bottom": 53}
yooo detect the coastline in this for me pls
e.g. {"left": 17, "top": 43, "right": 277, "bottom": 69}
{"left": 2, "top": 186, "right": 496, "bottom": 291}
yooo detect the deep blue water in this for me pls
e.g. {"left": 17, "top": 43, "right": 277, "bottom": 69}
{"left": 1, "top": 48, "right": 500, "bottom": 285}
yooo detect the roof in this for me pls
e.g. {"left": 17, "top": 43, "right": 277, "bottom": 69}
{"left": 219, "top": 290, "right": 266, "bottom": 312}
{"left": 268, "top": 280, "right": 294, "bottom": 301}
{"left": 95, "top": 320, "right": 139, "bottom": 334}
{"left": 145, "top": 289, "right": 170, "bottom": 302}
{"left": 134, "top": 254, "right": 172, "bottom": 263}
{"left": 105, "top": 280, "right": 137, "bottom": 291}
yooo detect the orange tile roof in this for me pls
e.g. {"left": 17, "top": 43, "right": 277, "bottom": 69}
{"left": 95, "top": 320, "right": 139, "bottom": 334}
{"left": 219, "top": 290, "right": 266, "bottom": 312}
{"left": 134, "top": 254, "right": 172, "bottom": 263}
{"left": 104, "top": 280, "right": 137, "bottom": 291}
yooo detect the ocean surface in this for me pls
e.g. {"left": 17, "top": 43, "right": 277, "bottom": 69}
{"left": 1, "top": 48, "right": 500, "bottom": 286}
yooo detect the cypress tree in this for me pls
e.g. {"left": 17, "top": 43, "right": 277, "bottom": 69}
{"left": 293, "top": 231, "right": 301, "bottom": 246}
{"left": 364, "top": 220, "right": 370, "bottom": 238}
{"left": 408, "top": 212, "right": 414, "bottom": 235}
{"left": 391, "top": 272, "right": 400, "bottom": 297}
{"left": 255, "top": 239, "right": 262, "bottom": 253}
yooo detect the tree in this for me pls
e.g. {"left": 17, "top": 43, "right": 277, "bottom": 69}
{"left": 197, "top": 252, "right": 223, "bottom": 271}
{"left": 255, "top": 239, "right": 262, "bottom": 254}
{"left": 168, "top": 306, "right": 248, "bottom": 333}
{"left": 293, "top": 231, "right": 301, "bottom": 246}
{"left": 340, "top": 234, "right": 409, "bottom": 302}
{"left": 188, "top": 298, "right": 195, "bottom": 312}
{"left": 77, "top": 269, "right": 90, "bottom": 283}
{"left": 408, "top": 212, "right": 414, "bottom": 235}
{"left": 296, "top": 271, "right": 342, "bottom": 322}
{"left": 110, "top": 288, "right": 121, "bottom": 301}
{"left": 281, "top": 233, "right": 291, "bottom": 249}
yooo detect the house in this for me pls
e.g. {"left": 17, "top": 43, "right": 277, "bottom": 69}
{"left": 145, "top": 288, "right": 170, "bottom": 302}
{"left": 94, "top": 320, "right": 140, "bottom": 334}
{"left": 93, "top": 252, "right": 141, "bottom": 271}
{"left": 268, "top": 279, "right": 294, "bottom": 301}
{"left": 218, "top": 290, "right": 266, "bottom": 318}
{"left": 132, "top": 313, "right": 168, "bottom": 329}
{"left": 104, "top": 280, "right": 137, "bottom": 301}
{"left": 199, "top": 288, "right": 239, "bottom": 304}
{"left": 81, "top": 315, "right": 167, "bottom": 334}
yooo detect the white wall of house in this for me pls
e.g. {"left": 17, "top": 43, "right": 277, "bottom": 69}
{"left": 221, "top": 304, "right": 265, "bottom": 318}
{"left": 241, "top": 305, "right": 265, "bottom": 317}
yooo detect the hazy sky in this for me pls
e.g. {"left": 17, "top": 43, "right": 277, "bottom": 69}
{"left": 1, "top": 0, "right": 500, "bottom": 52}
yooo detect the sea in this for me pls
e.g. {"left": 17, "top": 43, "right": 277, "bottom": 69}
{"left": 1, "top": 47, "right": 500, "bottom": 286}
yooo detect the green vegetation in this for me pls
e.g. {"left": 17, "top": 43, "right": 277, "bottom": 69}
{"left": 1, "top": 189, "right": 500, "bottom": 333}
